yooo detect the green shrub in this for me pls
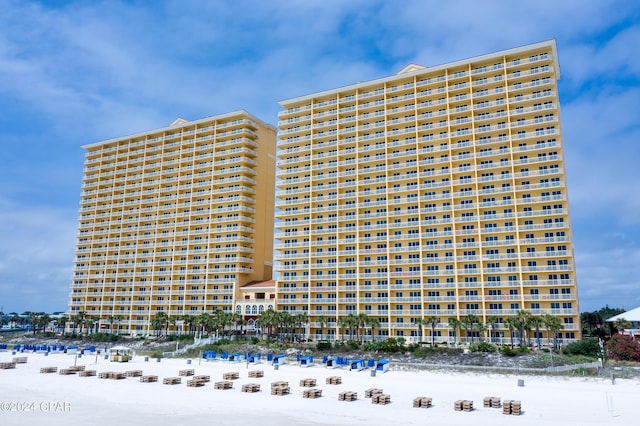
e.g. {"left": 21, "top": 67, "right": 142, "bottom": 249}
{"left": 250, "top": 337, "right": 260, "bottom": 344}
{"left": 469, "top": 342, "right": 497, "bottom": 353}
{"left": 316, "top": 340, "right": 331, "bottom": 351}
{"left": 563, "top": 338, "right": 601, "bottom": 358}
{"left": 500, "top": 346, "right": 517, "bottom": 356}
{"left": 346, "top": 340, "right": 360, "bottom": 350}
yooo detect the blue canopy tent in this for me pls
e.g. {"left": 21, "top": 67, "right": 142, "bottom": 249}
{"left": 272, "top": 354, "right": 286, "bottom": 365}
{"left": 299, "top": 355, "right": 313, "bottom": 367}
{"left": 350, "top": 358, "right": 365, "bottom": 371}
{"left": 375, "top": 359, "right": 390, "bottom": 372}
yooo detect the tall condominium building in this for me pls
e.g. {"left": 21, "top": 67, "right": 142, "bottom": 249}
{"left": 70, "top": 111, "right": 276, "bottom": 334}
{"left": 275, "top": 40, "right": 580, "bottom": 344}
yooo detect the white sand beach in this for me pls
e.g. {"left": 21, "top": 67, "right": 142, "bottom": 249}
{"left": 0, "top": 350, "right": 637, "bottom": 426}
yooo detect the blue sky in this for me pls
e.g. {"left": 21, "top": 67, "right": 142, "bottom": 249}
{"left": 0, "top": 0, "right": 638, "bottom": 314}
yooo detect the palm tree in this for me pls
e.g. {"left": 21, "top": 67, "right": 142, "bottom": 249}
{"left": 527, "top": 316, "right": 545, "bottom": 351}
{"left": 315, "top": 315, "right": 328, "bottom": 340}
{"left": 364, "top": 316, "right": 379, "bottom": 342}
{"left": 424, "top": 316, "right": 440, "bottom": 346}
{"left": 228, "top": 312, "right": 245, "bottom": 337}
{"left": 9, "top": 313, "right": 21, "bottom": 329}
{"left": 257, "top": 309, "right": 277, "bottom": 337}
{"left": 87, "top": 315, "right": 100, "bottom": 334}
{"left": 181, "top": 314, "right": 196, "bottom": 335}
{"left": 614, "top": 318, "right": 631, "bottom": 334}
{"left": 413, "top": 318, "right": 425, "bottom": 342}
{"left": 294, "top": 312, "right": 309, "bottom": 341}
{"left": 337, "top": 314, "right": 358, "bottom": 341}
{"left": 151, "top": 311, "right": 168, "bottom": 336}
{"left": 466, "top": 314, "right": 481, "bottom": 343}
{"left": 76, "top": 311, "right": 87, "bottom": 335}
{"left": 107, "top": 315, "right": 116, "bottom": 334}
{"left": 113, "top": 314, "right": 124, "bottom": 335}
{"left": 355, "top": 313, "right": 369, "bottom": 343}
{"left": 516, "top": 310, "right": 532, "bottom": 346}
{"left": 486, "top": 315, "right": 498, "bottom": 343}
{"left": 542, "top": 314, "right": 563, "bottom": 350}
{"left": 448, "top": 317, "right": 462, "bottom": 345}
{"left": 167, "top": 316, "right": 177, "bottom": 336}
{"left": 196, "top": 313, "right": 212, "bottom": 337}
{"left": 506, "top": 317, "right": 521, "bottom": 349}
{"left": 29, "top": 312, "right": 39, "bottom": 335}
{"left": 55, "top": 315, "right": 69, "bottom": 334}
{"left": 472, "top": 321, "right": 486, "bottom": 343}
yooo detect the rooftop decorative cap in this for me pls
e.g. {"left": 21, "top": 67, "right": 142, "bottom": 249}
{"left": 170, "top": 117, "right": 189, "bottom": 126}
{"left": 396, "top": 63, "right": 428, "bottom": 74}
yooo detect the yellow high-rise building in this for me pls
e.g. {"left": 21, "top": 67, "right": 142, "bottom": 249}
{"left": 275, "top": 40, "right": 580, "bottom": 344}
{"left": 70, "top": 111, "right": 276, "bottom": 334}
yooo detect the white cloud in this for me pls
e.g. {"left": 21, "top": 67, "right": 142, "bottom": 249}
{"left": 0, "top": 196, "right": 76, "bottom": 313}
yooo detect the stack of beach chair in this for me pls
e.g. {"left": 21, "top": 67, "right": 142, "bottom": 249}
{"left": 12, "top": 357, "right": 28, "bottom": 364}
{"left": 338, "top": 391, "right": 358, "bottom": 402}
{"left": 454, "top": 400, "right": 474, "bottom": 412}
{"left": 79, "top": 370, "right": 96, "bottom": 377}
{"left": 484, "top": 396, "right": 501, "bottom": 408}
{"left": 179, "top": 369, "right": 194, "bottom": 377}
{"left": 59, "top": 368, "right": 76, "bottom": 375}
{"left": 242, "top": 383, "right": 261, "bottom": 393}
{"left": 223, "top": 372, "right": 240, "bottom": 380}
{"left": 163, "top": 377, "right": 182, "bottom": 385}
{"left": 502, "top": 400, "right": 522, "bottom": 415}
{"left": 214, "top": 380, "right": 233, "bottom": 390}
{"left": 140, "top": 375, "right": 158, "bottom": 383}
{"left": 248, "top": 370, "right": 264, "bottom": 378}
{"left": 68, "top": 365, "right": 85, "bottom": 373}
{"left": 0, "top": 362, "right": 16, "bottom": 369}
{"left": 365, "top": 388, "right": 383, "bottom": 398}
{"left": 326, "top": 376, "right": 342, "bottom": 385}
{"left": 413, "top": 397, "right": 432, "bottom": 408}
{"left": 126, "top": 370, "right": 142, "bottom": 378}
{"left": 270, "top": 381, "right": 290, "bottom": 396}
{"left": 187, "top": 375, "right": 210, "bottom": 386}
{"left": 99, "top": 371, "right": 126, "bottom": 380}
{"left": 40, "top": 366, "right": 58, "bottom": 374}
{"left": 371, "top": 393, "right": 391, "bottom": 405}
{"left": 299, "top": 378, "right": 316, "bottom": 387}
{"left": 303, "top": 388, "right": 322, "bottom": 399}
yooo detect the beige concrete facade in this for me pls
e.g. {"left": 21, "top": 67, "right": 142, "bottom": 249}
{"left": 275, "top": 40, "right": 581, "bottom": 344}
{"left": 70, "top": 111, "right": 276, "bottom": 334}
